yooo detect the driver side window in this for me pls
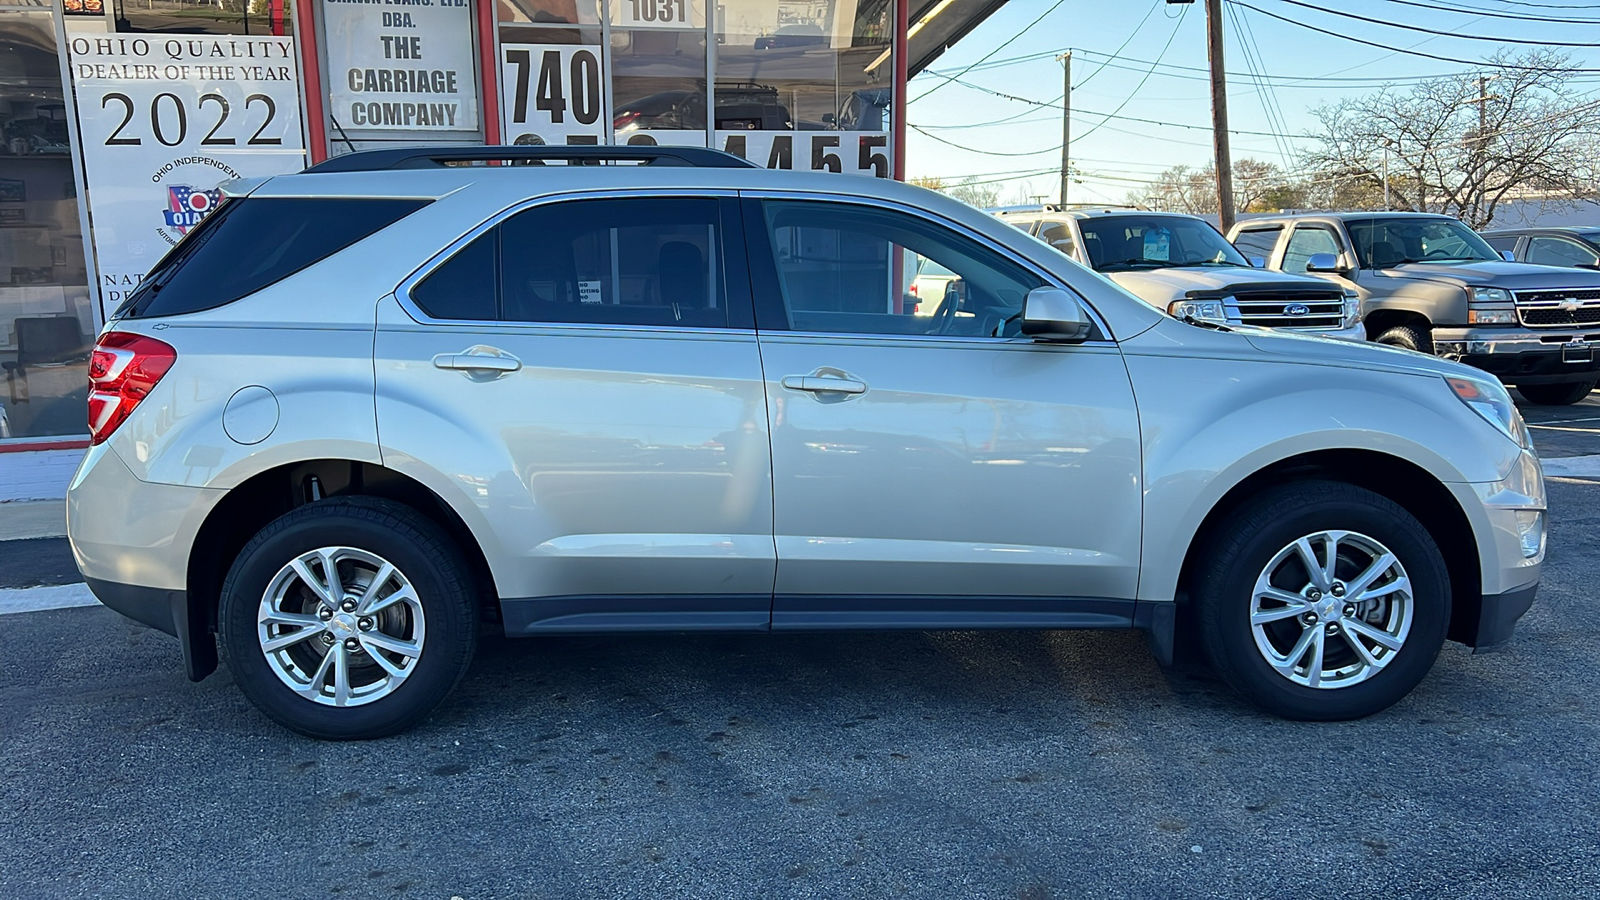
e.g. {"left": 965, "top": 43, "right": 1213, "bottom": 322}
{"left": 1282, "top": 227, "right": 1341, "bottom": 274}
{"left": 754, "top": 200, "right": 1047, "bottom": 337}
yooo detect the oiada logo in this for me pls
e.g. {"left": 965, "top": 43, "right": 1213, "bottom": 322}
{"left": 162, "top": 185, "right": 224, "bottom": 233}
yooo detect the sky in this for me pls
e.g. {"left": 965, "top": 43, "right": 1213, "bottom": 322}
{"left": 903, "top": 0, "right": 1600, "bottom": 207}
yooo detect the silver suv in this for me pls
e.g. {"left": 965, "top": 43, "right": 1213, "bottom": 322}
{"left": 996, "top": 207, "right": 1365, "bottom": 340}
{"left": 1231, "top": 212, "right": 1600, "bottom": 405}
{"left": 69, "top": 147, "right": 1546, "bottom": 739}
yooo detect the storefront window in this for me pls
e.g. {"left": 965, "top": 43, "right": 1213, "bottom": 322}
{"left": 112, "top": 0, "right": 295, "bottom": 36}
{"left": 0, "top": 10, "right": 94, "bottom": 439}
{"left": 610, "top": 0, "right": 706, "bottom": 146}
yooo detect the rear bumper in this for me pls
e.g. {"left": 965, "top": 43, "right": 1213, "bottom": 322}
{"left": 1434, "top": 328, "right": 1600, "bottom": 385}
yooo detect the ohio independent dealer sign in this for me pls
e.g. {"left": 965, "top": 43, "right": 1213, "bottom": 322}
{"left": 324, "top": 0, "right": 479, "bottom": 132}
{"left": 67, "top": 35, "right": 306, "bottom": 312}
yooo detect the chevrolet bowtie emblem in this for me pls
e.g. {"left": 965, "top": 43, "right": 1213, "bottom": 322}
{"left": 1562, "top": 298, "right": 1582, "bottom": 312}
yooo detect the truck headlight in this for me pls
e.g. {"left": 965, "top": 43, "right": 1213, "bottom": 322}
{"left": 1472, "top": 287, "right": 1513, "bottom": 304}
{"left": 1168, "top": 299, "right": 1228, "bottom": 325}
{"left": 1468, "top": 308, "right": 1518, "bottom": 325}
{"left": 1342, "top": 289, "right": 1361, "bottom": 324}
{"left": 1446, "top": 374, "right": 1533, "bottom": 450}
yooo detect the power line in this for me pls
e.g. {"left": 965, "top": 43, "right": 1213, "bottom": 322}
{"left": 1263, "top": 0, "right": 1600, "bottom": 46}
{"left": 1378, "top": 0, "right": 1600, "bottom": 25}
{"left": 911, "top": 0, "right": 1073, "bottom": 103}
{"left": 1074, "top": 3, "right": 1191, "bottom": 144}
{"left": 1075, "top": 0, "right": 1163, "bottom": 89}
{"left": 1226, "top": 0, "right": 1600, "bottom": 70}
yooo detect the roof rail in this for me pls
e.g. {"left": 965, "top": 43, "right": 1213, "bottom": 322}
{"left": 302, "top": 145, "right": 760, "bottom": 173}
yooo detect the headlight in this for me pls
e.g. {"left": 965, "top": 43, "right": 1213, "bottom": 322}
{"left": 1342, "top": 289, "right": 1361, "bottom": 323}
{"left": 1446, "top": 374, "right": 1533, "bottom": 449}
{"left": 1471, "top": 287, "right": 1513, "bottom": 303}
{"left": 1468, "top": 308, "right": 1518, "bottom": 325}
{"left": 1168, "top": 298, "right": 1228, "bottom": 325}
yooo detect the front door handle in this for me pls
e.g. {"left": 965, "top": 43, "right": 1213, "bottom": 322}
{"left": 433, "top": 346, "right": 522, "bottom": 379}
{"left": 780, "top": 374, "right": 867, "bottom": 395}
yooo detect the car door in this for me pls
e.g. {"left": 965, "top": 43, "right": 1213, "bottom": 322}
{"left": 1526, "top": 235, "right": 1600, "bottom": 269}
{"left": 374, "top": 192, "right": 775, "bottom": 633}
{"left": 740, "top": 195, "right": 1143, "bottom": 627}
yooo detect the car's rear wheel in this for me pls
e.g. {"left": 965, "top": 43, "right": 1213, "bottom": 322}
{"left": 1374, "top": 324, "right": 1432, "bottom": 354}
{"left": 219, "top": 497, "right": 477, "bottom": 739}
{"left": 1516, "top": 380, "right": 1595, "bottom": 406}
{"left": 1195, "top": 481, "right": 1450, "bottom": 720}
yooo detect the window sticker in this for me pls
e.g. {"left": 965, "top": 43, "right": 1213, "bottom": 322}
{"left": 1143, "top": 227, "right": 1171, "bottom": 262}
{"left": 578, "top": 279, "right": 603, "bottom": 304}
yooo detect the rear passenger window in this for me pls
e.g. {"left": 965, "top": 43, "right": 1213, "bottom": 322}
{"left": 1036, "top": 222, "right": 1076, "bottom": 257}
{"left": 119, "top": 198, "right": 430, "bottom": 318}
{"left": 410, "top": 197, "right": 740, "bottom": 329}
{"left": 1231, "top": 227, "right": 1281, "bottom": 263}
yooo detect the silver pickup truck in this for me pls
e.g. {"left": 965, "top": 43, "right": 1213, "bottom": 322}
{"left": 1230, "top": 212, "right": 1600, "bottom": 405}
{"left": 995, "top": 207, "right": 1365, "bottom": 340}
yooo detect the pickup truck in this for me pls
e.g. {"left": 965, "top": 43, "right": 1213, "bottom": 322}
{"left": 1230, "top": 212, "right": 1600, "bottom": 405}
{"left": 996, "top": 207, "right": 1365, "bottom": 340}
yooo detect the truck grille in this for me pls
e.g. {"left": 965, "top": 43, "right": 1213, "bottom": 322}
{"left": 1514, "top": 289, "right": 1600, "bottom": 328}
{"left": 1232, "top": 290, "right": 1347, "bottom": 329}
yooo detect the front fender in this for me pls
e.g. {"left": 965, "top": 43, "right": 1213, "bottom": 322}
{"left": 1122, "top": 328, "right": 1523, "bottom": 603}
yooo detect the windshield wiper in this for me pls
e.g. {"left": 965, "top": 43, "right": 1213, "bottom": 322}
{"left": 1159, "top": 260, "right": 1236, "bottom": 268}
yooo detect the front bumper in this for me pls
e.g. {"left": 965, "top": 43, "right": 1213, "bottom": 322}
{"left": 1445, "top": 450, "right": 1544, "bottom": 648}
{"left": 1454, "top": 583, "right": 1539, "bottom": 649}
{"left": 1434, "top": 327, "right": 1600, "bottom": 385}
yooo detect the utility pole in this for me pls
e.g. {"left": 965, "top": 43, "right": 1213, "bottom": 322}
{"left": 1058, "top": 51, "right": 1071, "bottom": 207}
{"left": 1203, "top": 0, "right": 1235, "bottom": 231}
{"left": 1382, "top": 144, "right": 1390, "bottom": 209}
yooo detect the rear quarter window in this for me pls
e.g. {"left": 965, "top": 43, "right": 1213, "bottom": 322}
{"left": 118, "top": 197, "right": 430, "bottom": 318}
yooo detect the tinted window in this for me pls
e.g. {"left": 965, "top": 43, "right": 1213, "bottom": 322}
{"left": 1037, "top": 221, "right": 1076, "bottom": 257}
{"left": 1231, "top": 227, "right": 1281, "bottom": 262}
{"left": 1526, "top": 236, "right": 1599, "bottom": 268}
{"left": 120, "top": 198, "right": 429, "bottom": 318}
{"left": 1482, "top": 234, "right": 1519, "bottom": 254}
{"left": 498, "top": 197, "right": 730, "bottom": 328}
{"left": 757, "top": 201, "right": 1046, "bottom": 337}
{"left": 1282, "top": 227, "right": 1341, "bottom": 274}
{"left": 1077, "top": 215, "right": 1247, "bottom": 270}
{"left": 411, "top": 232, "right": 497, "bottom": 320}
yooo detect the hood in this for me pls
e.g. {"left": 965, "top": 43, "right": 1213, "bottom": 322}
{"left": 1106, "top": 265, "right": 1334, "bottom": 306}
{"left": 1376, "top": 259, "right": 1600, "bottom": 290}
{"left": 1237, "top": 324, "right": 1477, "bottom": 380}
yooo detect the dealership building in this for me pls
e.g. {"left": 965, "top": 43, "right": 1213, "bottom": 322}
{"left": 0, "top": 0, "right": 1002, "bottom": 460}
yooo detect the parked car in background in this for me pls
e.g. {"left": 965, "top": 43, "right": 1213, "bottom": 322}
{"left": 995, "top": 207, "right": 1364, "bottom": 340}
{"left": 1480, "top": 227, "right": 1600, "bottom": 271}
{"left": 754, "top": 24, "right": 827, "bottom": 50}
{"left": 70, "top": 146, "right": 1545, "bottom": 739}
{"left": 1231, "top": 212, "right": 1600, "bottom": 405}
{"left": 614, "top": 83, "right": 794, "bottom": 133}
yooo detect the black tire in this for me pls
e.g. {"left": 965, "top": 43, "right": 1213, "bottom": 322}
{"left": 1374, "top": 324, "right": 1432, "bottom": 354}
{"left": 1195, "top": 481, "right": 1450, "bottom": 721}
{"left": 219, "top": 497, "right": 478, "bottom": 740}
{"left": 1516, "top": 380, "right": 1595, "bottom": 406}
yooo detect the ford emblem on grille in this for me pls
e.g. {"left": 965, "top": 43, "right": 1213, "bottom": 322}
{"left": 1283, "top": 303, "right": 1311, "bottom": 316}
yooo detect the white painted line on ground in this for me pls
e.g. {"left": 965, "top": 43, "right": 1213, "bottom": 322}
{"left": 1542, "top": 455, "right": 1600, "bottom": 478}
{"left": 0, "top": 582, "right": 99, "bottom": 615}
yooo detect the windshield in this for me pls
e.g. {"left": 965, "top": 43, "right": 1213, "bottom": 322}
{"left": 1345, "top": 217, "right": 1499, "bottom": 268}
{"left": 1077, "top": 215, "right": 1248, "bottom": 271}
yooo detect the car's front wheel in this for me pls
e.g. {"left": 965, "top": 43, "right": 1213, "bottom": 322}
{"left": 1516, "top": 380, "right": 1595, "bottom": 406}
{"left": 1196, "top": 481, "right": 1450, "bottom": 720}
{"left": 219, "top": 497, "right": 478, "bottom": 739}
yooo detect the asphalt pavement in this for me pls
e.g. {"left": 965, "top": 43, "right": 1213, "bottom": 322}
{"left": 1, "top": 393, "right": 1597, "bottom": 899}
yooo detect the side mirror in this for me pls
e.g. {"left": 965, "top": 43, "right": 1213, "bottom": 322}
{"left": 1500, "top": 249, "right": 1516, "bottom": 261}
{"left": 1306, "top": 252, "right": 1345, "bottom": 274}
{"left": 1021, "top": 287, "right": 1091, "bottom": 343}
{"left": 1248, "top": 256, "right": 1267, "bottom": 268}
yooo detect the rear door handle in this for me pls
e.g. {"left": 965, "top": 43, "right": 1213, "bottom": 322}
{"left": 433, "top": 347, "right": 522, "bottom": 378}
{"left": 780, "top": 374, "right": 867, "bottom": 394}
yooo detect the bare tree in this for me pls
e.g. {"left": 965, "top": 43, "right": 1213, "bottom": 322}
{"left": 945, "top": 176, "right": 1002, "bottom": 210}
{"left": 1129, "top": 159, "right": 1294, "bottom": 213}
{"left": 909, "top": 175, "right": 946, "bottom": 191}
{"left": 1305, "top": 49, "right": 1600, "bottom": 227}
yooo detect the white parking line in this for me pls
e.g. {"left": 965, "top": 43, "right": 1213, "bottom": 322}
{"left": 0, "top": 583, "right": 99, "bottom": 615}
{"left": 1542, "top": 455, "right": 1600, "bottom": 478}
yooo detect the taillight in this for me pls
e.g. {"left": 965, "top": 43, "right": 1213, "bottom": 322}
{"left": 87, "top": 331, "right": 176, "bottom": 446}
{"left": 613, "top": 111, "right": 642, "bottom": 130}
